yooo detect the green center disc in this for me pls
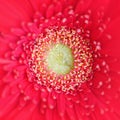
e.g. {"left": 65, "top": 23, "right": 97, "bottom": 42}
{"left": 46, "top": 44, "right": 74, "bottom": 75}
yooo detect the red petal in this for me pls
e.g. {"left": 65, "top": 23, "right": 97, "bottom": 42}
{"left": 75, "top": 0, "right": 92, "bottom": 13}
{"left": 0, "top": 0, "right": 33, "bottom": 33}
{"left": 100, "top": 17, "right": 120, "bottom": 58}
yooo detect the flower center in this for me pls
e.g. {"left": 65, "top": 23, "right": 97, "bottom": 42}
{"left": 46, "top": 43, "right": 74, "bottom": 75}
{"left": 26, "top": 26, "right": 93, "bottom": 93}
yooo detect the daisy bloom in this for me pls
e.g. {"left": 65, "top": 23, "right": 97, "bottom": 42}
{"left": 0, "top": 0, "right": 120, "bottom": 120}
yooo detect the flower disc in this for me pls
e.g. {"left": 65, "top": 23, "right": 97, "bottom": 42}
{"left": 27, "top": 26, "right": 93, "bottom": 93}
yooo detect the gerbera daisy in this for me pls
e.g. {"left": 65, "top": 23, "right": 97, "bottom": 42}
{"left": 0, "top": 0, "right": 120, "bottom": 120}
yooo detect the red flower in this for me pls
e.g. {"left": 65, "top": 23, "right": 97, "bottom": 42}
{"left": 0, "top": 0, "right": 120, "bottom": 120}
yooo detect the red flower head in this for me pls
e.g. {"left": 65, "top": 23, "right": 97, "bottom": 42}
{"left": 0, "top": 0, "right": 120, "bottom": 120}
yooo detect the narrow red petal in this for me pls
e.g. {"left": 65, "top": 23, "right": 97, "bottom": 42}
{"left": 0, "top": 0, "right": 33, "bottom": 33}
